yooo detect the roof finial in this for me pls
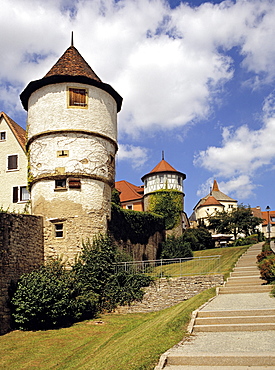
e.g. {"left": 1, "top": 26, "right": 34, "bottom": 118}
{"left": 210, "top": 186, "right": 212, "bottom": 195}
{"left": 162, "top": 151, "right": 164, "bottom": 160}
{"left": 71, "top": 31, "right": 74, "bottom": 47}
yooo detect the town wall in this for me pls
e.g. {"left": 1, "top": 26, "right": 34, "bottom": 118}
{"left": 114, "top": 230, "right": 163, "bottom": 261}
{"left": 0, "top": 213, "right": 43, "bottom": 335}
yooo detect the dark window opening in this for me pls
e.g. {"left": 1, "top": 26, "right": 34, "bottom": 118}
{"left": 8, "top": 155, "right": 18, "bottom": 170}
{"left": 55, "top": 179, "right": 66, "bottom": 189}
{"left": 55, "top": 223, "right": 64, "bottom": 238}
{"left": 0, "top": 132, "right": 6, "bottom": 140}
{"left": 69, "top": 88, "right": 87, "bottom": 107}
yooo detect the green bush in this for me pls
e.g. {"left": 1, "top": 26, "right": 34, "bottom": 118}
{"left": 161, "top": 235, "right": 193, "bottom": 259}
{"left": 11, "top": 235, "right": 152, "bottom": 331}
{"left": 11, "top": 260, "right": 98, "bottom": 331}
{"left": 184, "top": 228, "right": 214, "bottom": 251}
{"left": 73, "top": 235, "right": 152, "bottom": 312}
{"left": 109, "top": 204, "right": 164, "bottom": 244}
{"left": 257, "top": 244, "right": 275, "bottom": 284}
{"left": 234, "top": 234, "right": 260, "bottom": 246}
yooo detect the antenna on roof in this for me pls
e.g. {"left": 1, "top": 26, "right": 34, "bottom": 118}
{"left": 71, "top": 31, "right": 74, "bottom": 47}
{"left": 162, "top": 151, "right": 164, "bottom": 160}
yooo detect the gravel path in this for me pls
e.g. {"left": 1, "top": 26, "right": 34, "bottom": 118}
{"left": 201, "top": 292, "right": 275, "bottom": 311}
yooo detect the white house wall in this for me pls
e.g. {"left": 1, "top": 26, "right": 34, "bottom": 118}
{"left": 144, "top": 173, "right": 183, "bottom": 195}
{"left": 0, "top": 117, "right": 28, "bottom": 212}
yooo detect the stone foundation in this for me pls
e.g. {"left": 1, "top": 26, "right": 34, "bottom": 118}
{"left": 116, "top": 274, "right": 223, "bottom": 313}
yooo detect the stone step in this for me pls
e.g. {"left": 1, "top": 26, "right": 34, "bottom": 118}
{"left": 193, "top": 322, "right": 275, "bottom": 332}
{"left": 230, "top": 270, "right": 260, "bottom": 277}
{"left": 195, "top": 315, "right": 275, "bottom": 325}
{"left": 219, "top": 285, "right": 272, "bottom": 294}
{"left": 166, "top": 353, "right": 275, "bottom": 367}
{"left": 225, "top": 278, "right": 265, "bottom": 286}
{"left": 197, "top": 308, "right": 275, "bottom": 317}
{"left": 235, "top": 262, "right": 258, "bottom": 267}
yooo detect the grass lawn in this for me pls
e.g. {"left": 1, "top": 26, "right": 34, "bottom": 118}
{"left": 0, "top": 245, "right": 250, "bottom": 370}
{"left": 153, "top": 245, "right": 250, "bottom": 280}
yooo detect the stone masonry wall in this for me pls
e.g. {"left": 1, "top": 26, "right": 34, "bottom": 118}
{"left": 0, "top": 213, "right": 44, "bottom": 335}
{"left": 113, "top": 230, "right": 163, "bottom": 261}
{"left": 116, "top": 274, "right": 223, "bottom": 313}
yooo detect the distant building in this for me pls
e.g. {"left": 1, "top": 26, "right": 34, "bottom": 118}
{"left": 190, "top": 179, "right": 237, "bottom": 228}
{"left": 252, "top": 206, "right": 275, "bottom": 239}
{"left": 0, "top": 112, "right": 29, "bottom": 212}
{"left": 115, "top": 156, "right": 189, "bottom": 232}
{"left": 115, "top": 180, "right": 144, "bottom": 211}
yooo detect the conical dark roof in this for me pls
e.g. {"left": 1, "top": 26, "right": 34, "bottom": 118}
{"left": 44, "top": 46, "right": 102, "bottom": 81}
{"left": 20, "top": 45, "right": 122, "bottom": 112}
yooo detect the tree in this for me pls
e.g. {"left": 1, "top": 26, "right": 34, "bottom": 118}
{"left": 207, "top": 204, "right": 263, "bottom": 240}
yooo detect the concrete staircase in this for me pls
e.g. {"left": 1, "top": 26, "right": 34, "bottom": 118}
{"left": 157, "top": 243, "right": 275, "bottom": 369}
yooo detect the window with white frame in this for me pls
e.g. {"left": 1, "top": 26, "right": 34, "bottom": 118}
{"left": 126, "top": 204, "right": 133, "bottom": 210}
{"left": 7, "top": 154, "right": 18, "bottom": 170}
{"left": 12, "top": 186, "right": 30, "bottom": 203}
{"left": 0, "top": 132, "right": 6, "bottom": 141}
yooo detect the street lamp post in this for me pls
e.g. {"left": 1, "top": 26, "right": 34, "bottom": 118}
{"left": 266, "top": 206, "right": 271, "bottom": 243}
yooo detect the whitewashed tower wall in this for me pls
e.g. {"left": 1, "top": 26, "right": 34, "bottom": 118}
{"left": 20, "top": 45, "right": 122, "bottom": 264}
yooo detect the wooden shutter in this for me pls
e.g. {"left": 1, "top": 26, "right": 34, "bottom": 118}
{"left": 69, "top": 88, "right": 86, "bottom": 106}
{"left": 13, "top": 187, "right": 18, "bottom": 203}
{"left": 8, "top": 155, "right": 18, "bottom": 170}
{"left": 68, "top": 178, "right": 81, "bottom": 189}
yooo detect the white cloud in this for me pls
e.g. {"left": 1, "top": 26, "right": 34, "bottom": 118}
{"left": 194, "top": 92, "right": 275, "bottom": 199}
{"left": 0, "top": 0, "right": 274, "bottom": 134}
{"left": 117, "top": 144, "right": 149, "bottom": 169}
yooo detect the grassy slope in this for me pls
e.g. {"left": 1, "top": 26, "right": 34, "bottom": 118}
{"left": 0, "top": 245, "right": 249, "bottom": 370}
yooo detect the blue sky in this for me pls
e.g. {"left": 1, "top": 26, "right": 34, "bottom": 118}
{"left": 0, "top": 0, "right": 275, "bottom": 216}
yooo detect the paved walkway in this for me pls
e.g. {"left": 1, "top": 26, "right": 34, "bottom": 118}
{"left": 155, "top": 243, "right": 275, "bottom": 369}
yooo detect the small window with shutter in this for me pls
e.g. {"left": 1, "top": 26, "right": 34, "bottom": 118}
{"left": 68, "top": 88, "right": 87, "bottom": 108}
{"left": 68, "top": 178, "right": 81, "bottom": 189}
{"left": 7, "top": 155, "right": 18, "bottom": 170}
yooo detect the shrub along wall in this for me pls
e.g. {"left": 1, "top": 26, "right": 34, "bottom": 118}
{"left": 109, "top": 204, "right": 165, "bottom": 260}
{"left": 0, "top": 213, "right": 43, "bottom": 335}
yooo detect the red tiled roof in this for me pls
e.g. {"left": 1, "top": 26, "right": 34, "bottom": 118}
{"left": 44, "top": 46, "right": 102, "bottom": 82}
{"left": 115, "top": 180, "right": 144, "bottom": 203}
{"left": 150, "top": 159, "right": 178, "bottom": 174}
{"left": 197, "top": 195, "right": 223, "bottom": 209}
{"left": 142, "top": 159, "right": 186, "bottom": 181}
{"left": 0, "top": 112, "right": 26, "bottom": 151}
{"left": 251, "top": 207, "right": 262, "bottom": 219}
{"left": 262, "top": 211, "right": 275, "bottom": 226}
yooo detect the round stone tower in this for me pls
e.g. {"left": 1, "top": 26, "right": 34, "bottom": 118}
{"left": 141, "top": 156, "right": 187, "bottom": 235}
{"left": 20, "top": 43, "right": 122, "bottom": 263}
